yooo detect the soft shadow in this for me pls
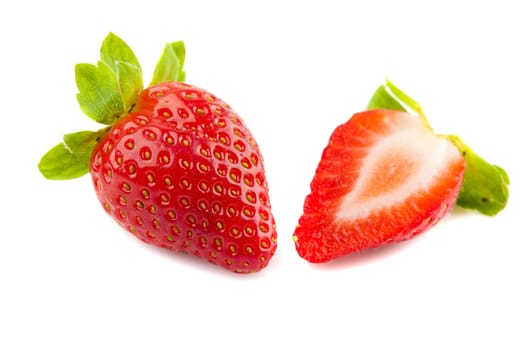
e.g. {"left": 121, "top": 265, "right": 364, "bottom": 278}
{"left": 448, "top": 205, "right": 478, "bottom": 219}
{"left": 134, "top": 237, "right": 274, "bottom": 280}
{"left": 306, "top": 236, "right": 424, "bottom": 271}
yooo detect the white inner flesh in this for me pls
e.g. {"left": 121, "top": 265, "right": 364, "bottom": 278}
{"left": 335, "top": 121, "right": 459, "bottom": 221}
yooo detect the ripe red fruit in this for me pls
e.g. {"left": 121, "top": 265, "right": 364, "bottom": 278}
{"left": 91, "top": 82, "right": 277, "bottom": 272}
{"left": 293, "top": 109, "right": 465, "bottom": 263}
{"left": 38, "top": 33, "right": 276, "bottom": 273}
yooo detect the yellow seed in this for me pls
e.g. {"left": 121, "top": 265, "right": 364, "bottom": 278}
{"left": 141, "top": 189, "right": 150, "bottom": 199}
{"left": 213, "top": 203, "right": 221, "bottom": 213}
{"left": 181, "top": 178, "right": 190, "bottom": 189}
{"left": 199, "top": 182, "right": 209, "bottom": 192}
{"left": 147, "top": 174, "right": 155, "bottom": 183}
{"left": 119, "top": 209, "right": 127, "bottom": 219}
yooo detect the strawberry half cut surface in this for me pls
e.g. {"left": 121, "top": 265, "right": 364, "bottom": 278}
{"left": 293, "top": 109, "right": 466, "bottom": 263}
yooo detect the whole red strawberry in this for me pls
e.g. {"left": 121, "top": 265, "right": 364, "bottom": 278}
{"left": 39, "top": 33, "right": 277, "bottom": 273}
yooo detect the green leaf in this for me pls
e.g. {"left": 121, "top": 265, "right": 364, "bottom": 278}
{"left": 149, "top": 41, "right": 186, "bottom": 86}
{"left": 384, "top": 79, "right": 427, "bottom": 121}
{"left": 38, "top": 129, "right": 108, "bottom": 180}
{"left": 75, "top": 33, "right": 143, "bottom": 125}
{"left": 368, "top": 78, "right": 431, "bottom": 128}
{"left": 366, "top": 79, "right": 510, "bottom": 216}
{"left": 367, "top": 84, "right": 407, "bottom": 112}
{"left": 448, "top": 135, "right": 509, "bottom": 216}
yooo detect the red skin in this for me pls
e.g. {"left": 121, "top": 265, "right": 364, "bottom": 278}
{"left": 90, "top": 82, "right": 277, "bottom": 273}
{"left": 293, "top": 109, "right": 466, "bottom": 263}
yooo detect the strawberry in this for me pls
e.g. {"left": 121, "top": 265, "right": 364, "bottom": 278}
{"left": 39, "top": 33, "right": 277, "bottom": 273}
{"left": 293, "top": 109, "right": 466, "bottom": 263}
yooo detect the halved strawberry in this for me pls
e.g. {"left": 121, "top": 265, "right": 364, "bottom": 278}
{"left": 293, "top": 109, "right": 465, "bottom": 263}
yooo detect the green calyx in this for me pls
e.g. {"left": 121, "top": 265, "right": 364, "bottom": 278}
{"left": 38, "top": 33, "right": 186, "bottom": 180}
{"left": 367, "top": 78, "right": 510, "bottom": 216}
{"left": 447, "top": 135, "right": 509, "bottom": 216}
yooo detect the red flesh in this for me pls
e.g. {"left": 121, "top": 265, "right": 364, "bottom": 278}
{"left": 293, "top": 109, "right": 465, "bottom": 263}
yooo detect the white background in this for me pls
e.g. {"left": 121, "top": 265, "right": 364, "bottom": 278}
{"left": 1, "top": 1, "right": 526, "bottom": 349}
